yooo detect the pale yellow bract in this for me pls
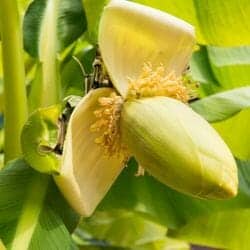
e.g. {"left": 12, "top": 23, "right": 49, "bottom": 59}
{"left": 99, "top": 0, "right": 195, "bottom": 97}
{"left": 55, "top": 88, "right": 125, "bottom": 216}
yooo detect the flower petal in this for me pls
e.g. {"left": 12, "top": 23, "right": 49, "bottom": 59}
{"left": 121, "top": 97, "right": 238, "bottom": 199}
{"left": 55, "top": 88, "right": 125, "bottom": 216}
{"left": 98, "top": 0, "right": 195, "bottom": 97}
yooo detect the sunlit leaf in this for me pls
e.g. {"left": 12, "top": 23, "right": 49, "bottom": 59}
{"left": 96, "top": 158, "right": 250, "bottom": 249}
{"left": 18, "top": 0, "right": 33, "bottom": 15}
{"left": 0, "top": 42, "right": 3, "bottom": 112}
{"left": 79, "top": 210, "right": 167, "bottom": 247}
{"left": 204, "top": 46, "right": 250, "bottom": 159}
{"left": 191, "top": 87, "right": 250, "bottom": 123}
{"left": 213, "top": 109, "right": 250, "bottom": 160}
{"left": 76, "top": 211, "right": 190, "bottom": 249}
{"left": 134, "top": 0, "right": 250, "bottom": 46}
{"left": 207, "top": 46, "right": 250, "bottom": 89}
{"left": 172, "top": 209, "right": 250, "bottom": 250}
{"left": 0, "top": 239, "right": 6, "bottom": 250}
{"left": 194, "top": 0, "right": 250, "bottom": 46}
{"left": 81, "top": 0, "right": 109, "bottom": 44}
{"left": 78, "top": 238, "right": 190, "bottom": 250}
{"left": 169, "top": 161, "right": 250, "bottom": 250}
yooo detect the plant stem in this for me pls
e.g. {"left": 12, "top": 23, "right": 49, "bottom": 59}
{"left": 39, "top": 0, "right": 60, "bottom": 107}
{"left": 0, "top": 0, "right": 28, "bottom": 162}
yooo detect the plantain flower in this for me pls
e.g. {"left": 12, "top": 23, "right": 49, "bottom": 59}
{"left": 55, "top": 0, "right": 238, "bottom": 216}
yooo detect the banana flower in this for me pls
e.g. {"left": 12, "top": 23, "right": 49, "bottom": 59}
{"left": 55, "top": 0, "right": 238, "bottom": 216}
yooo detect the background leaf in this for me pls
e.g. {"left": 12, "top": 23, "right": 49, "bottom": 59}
{"left": 0, "top": 159, "right": 79, "bottom": 249}
{"left": 190, "top": 87, "right": 250, "bottom": 123}
{"left": 60, "top": 43, "right": 96, "bottom": 97}
{"left": 200, "top": 46, "right": 250, "bottom": 160}
{"left": 81, "top": 0, "right": 109, "bottom": 44}
{"left": 134, "top": 0, "right": 250, "bottom": 46}
{"left": 79, "top": 210, "right": 167, "bottom": 247}
{"left": 23, "top": 0, "right": 87, "bottom": 57}
{"left": 213, "top": 109, "right": 250, "bottom": 160}
{"left": 189, "top": 47, "right": 220, "bottom": 96}
{"left": 207, "top": 46, "right": 250, "bottom": 89}
{"left": 87, "top": 158, "right": 250, "bottom": 250}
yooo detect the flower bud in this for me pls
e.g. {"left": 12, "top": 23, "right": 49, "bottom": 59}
{"left": 120, "top": 97, "right": 238, "bottom": 199}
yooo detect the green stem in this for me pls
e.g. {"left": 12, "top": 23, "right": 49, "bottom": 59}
{"left": 0, "top": 0, "right": 28, "bottom": 162}
{"left": 39, "top": 0, "right": 60, "bottom": 107}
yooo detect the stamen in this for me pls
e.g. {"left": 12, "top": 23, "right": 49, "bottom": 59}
{"left": 127, "top": 63, "right": 194, "bottom": 102}
{"left": 89, "top": 63, "right": 198, "bottom": 161}
{"left": 90, "top": 92, "right": 125, "bottom": 157}
{"left": 135, "top": 165, "right": 145, "bottom": 177}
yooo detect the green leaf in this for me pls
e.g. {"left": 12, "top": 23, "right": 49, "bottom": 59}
{"left": 61, "top": 44, "right": 96, "bottom": 97}
{"left": 21, "top": 105, "right": 61, "bottom": 174}
{"left": 134, "top": 0, "right": 250, "bottom": 46}
{"left": 96, "top": 158, "right": 250, "bottom": 249}
{"left": 194, "top": 0, "right": 250, "bottom": 46}
{"left": 171, "top": 160, "right": 250, "bottom": 250}
{"left": 18, "top": 0, "right": 33, "bottom": 15}
{"left": 213, "top": 109, "right": 250, "bottom": 160}
{"left": 0, "top": 44, "right": 3, "bottom": 113}
{"left": 76, "top": 211, "right": 190, "bottom": 250}
{"left": 75, "top": 212, "right": 190, "bottom": 249}
{"left": 78, "top": 238, "right": 189, "bottom": 250}
{"left": 169, "top": 161, "right": 250, "bottom": 250}
{"left": 172, "top": 209, "right": 250, "bottom": 250}
{"left": 24, "top": 0, "right": 87, "bottom": 106}
{"left": 207, "top": 46, "right": 250, "bottom": 89}
{"left": 190, "top": 87, "right": 250, "bottom": 123}
{"left": 129, "top": 238, "right": 190, "bottom": 250}
{"left": 0, "top": 159, "right": 79, "bottom": 250}
{"left": 23, "top": 0, "right": 87, "bottom": 57}
{"left": 81, "top": 0, "right": 109, "bottom": 44}
{"left": 79, "top": 210, "right": 167, "bottom": 248}
{"left": 27, "top": 63, "right": 43, "bottom": 112}
{"left": 195, "top": 46, "right": 250, "bottom": 159}
{"left": 189, "top": 47, "right": 220, "bottom": 96}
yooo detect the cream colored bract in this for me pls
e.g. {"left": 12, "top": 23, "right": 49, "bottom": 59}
{"left": 55, "top": 88, "right": 125, "bottom": 216}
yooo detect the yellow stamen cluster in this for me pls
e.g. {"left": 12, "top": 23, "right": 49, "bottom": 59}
{"left": 90, "top": 92, "right": 124, "bottom": 157}
{"left": 127, "top": 63, "right": 190, "bottom": 102}
{"left": 90, "top": 63, "right": 197, "bottom": 168}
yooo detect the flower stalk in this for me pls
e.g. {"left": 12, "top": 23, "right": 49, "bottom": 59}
{"left": 0, "top": 0, "right": 28, "bottom": 162}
